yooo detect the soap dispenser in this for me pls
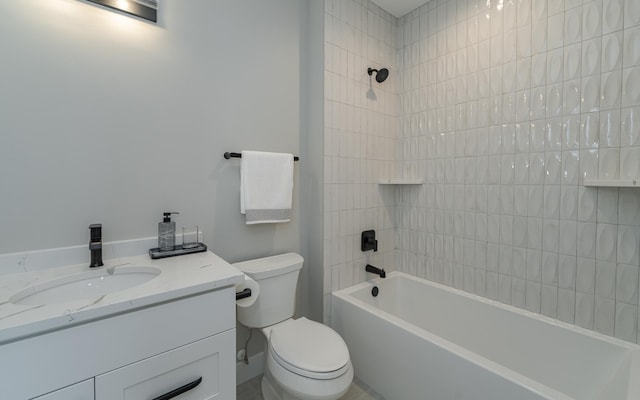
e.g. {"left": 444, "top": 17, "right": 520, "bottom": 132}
{"left": 158, "top": 212, "right": 179, "bottom": 251}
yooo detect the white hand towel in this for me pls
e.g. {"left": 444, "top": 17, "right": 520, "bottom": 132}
{"left": 241, "top": 151, "right": 294, "bottom": 224}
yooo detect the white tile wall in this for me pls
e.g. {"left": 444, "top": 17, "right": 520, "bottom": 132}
{"left": 396, "top": 0, "right": 640, "bottom": 344}
{"left": 324, "top": 0, "right": 640, "bottom": 344}
{"left": 323, "top": 0, "right": 399, "bottom": 323}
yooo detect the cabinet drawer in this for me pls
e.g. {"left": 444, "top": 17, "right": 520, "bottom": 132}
{"left": 95, "top": 330, "right": 235, "bottom": 400}
{"left": 31, "top": 379, "right": 94, "bottom": 400}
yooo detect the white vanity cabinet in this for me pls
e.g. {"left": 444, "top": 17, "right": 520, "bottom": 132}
{"left": 95, "top": 330, "right": 234, "bottom": 399}
{"left": 4, "top": 286, "right": 237, "bottom": 400}
{"left": 32, "top": 379, "right": 94, "bottom": 400}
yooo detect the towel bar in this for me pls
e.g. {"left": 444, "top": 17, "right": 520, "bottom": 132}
{"left": 224, "top": 152, "right": 299, "bottom": 161}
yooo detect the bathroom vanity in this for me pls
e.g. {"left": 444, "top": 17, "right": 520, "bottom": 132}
{"left": 0, "top": 248, "right": 244, "bottom": 400}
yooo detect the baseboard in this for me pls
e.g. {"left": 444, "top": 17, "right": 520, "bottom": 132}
{"left": 236, "top": 351, "right": 264, "bottom": 385}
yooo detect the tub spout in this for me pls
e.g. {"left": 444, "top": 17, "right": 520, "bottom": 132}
{"left": 366, "top": 264, "right": 386, "bottom": 278}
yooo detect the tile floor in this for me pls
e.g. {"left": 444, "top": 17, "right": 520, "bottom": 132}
{"left": 236, "top": 375, "right": 385, "bottom": 400}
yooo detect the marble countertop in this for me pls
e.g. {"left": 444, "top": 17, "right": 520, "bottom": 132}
{"left": 0, "top": 250, "right": 244, "bottom": 344}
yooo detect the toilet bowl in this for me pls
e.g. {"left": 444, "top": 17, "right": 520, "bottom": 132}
{"left": 261, "top": 318, "right": 353, "bottom": 400}
{"left": 233, "top": 254, "right": 353, "bottom": 400}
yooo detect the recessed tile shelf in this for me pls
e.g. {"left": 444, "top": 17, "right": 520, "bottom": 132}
{"left": 583, "top": 179, "right": 640, "bottom": 188}
{"left": 378, "top": 179, "right": 424, "bottom": 185}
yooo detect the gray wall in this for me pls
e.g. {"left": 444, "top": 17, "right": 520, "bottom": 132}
{"left": 0, "top": 0, "right": 323, "bottom": 357}
{"left": 299, "top": 0, "right": 325, "bottom": 325}
{"left": 0, "top": 0, "right": 305, "bottom": 262}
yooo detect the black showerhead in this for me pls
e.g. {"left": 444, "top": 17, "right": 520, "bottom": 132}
{"left": 368, "top": 67, "right": 389, "bottom": 83}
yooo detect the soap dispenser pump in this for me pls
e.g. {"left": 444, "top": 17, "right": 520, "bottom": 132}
{"left": 158, "top": 212, "right": 179, "bottom": 251}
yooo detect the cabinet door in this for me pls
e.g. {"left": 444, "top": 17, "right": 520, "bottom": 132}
{"left": 32, "top": 379, "right": 94, "bottom": 400}
{"left": 95, "top": 330, "right": 235, "bottom": 400}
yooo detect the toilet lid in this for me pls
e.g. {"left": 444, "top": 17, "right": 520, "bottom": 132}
{"left": 269, "top": 317, "right": 350, "bottom": 379}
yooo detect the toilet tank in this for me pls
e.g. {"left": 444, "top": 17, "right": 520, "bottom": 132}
{"left": 233, "top": 253, "right": 303, "bottom": 328}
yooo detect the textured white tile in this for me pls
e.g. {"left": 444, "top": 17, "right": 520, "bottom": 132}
{"left": 545, "top": 152, "right": 562, "bottom": 184}
{"left": 622, "top": 67, "right": 640, "bottom": 107}
{"left": 563, "top": 151, "right": 580, "bottom": 186}
{"left": 575, "top": 292, "right": 595, "bottom": 329}
{"left": 512, "top": 277, "right": 526, "bottom": 308}
{"left": 518, "top": 0, "right": 532, "bottom": 27}
{"left": 528, "top": 185, "right": 544, "bottom": 217}
{"left": 323, "top": 0, "right": 640, "bottom": 347}
{"left": 486, "top": 271, "right": 499, "bottom": 299}
{"left": 531, "top": 120, "right": 546, "bottom": 152}
{"left": 621, "top": 107, "right": 640, "bottom": 146}
{"left": 594, "top": 296, "right": 615, "bottom": 335}
{"left": 526, "top": 281, "right": 542, "bottom": 312}
{"left": 546, "top": 47, "right": 564, "bottom": 84}
{"left": 559, "top": 220, "right": 578, "bottom": 256}
{"left": 542, "top": 251, "right": 558, "bottom": 285}
{"left": 600, "top": 109, "right": 621, "bottom": 143}
{"left": 616, "top": 264, "right": 639, "bottom": 304}
{"left": 563, "top": 80, "right": 581, "bottom": 115}
{"left": 546, "top": 84, "right": 563, "bottom": 117}
{"left": 500, "top": 245, "right": 513, "bottom": 276}
{"left": 533, "top": 0, "right": 548, "bottom": 21}
{"left": 582, "top": 0, "right": 603, "bottom": 40}
{"left": 548, "top": 13, "right": 565, "bottom": 50}
{"left": 582, "top": 39, "right": 602, "bottom": 77}
{"left": 548, "top": 0, "right": 565, "bottom": 16}
{"left": 577, "top": 257, "right": 596, "bottom": 293}
{"left": 600, "top": 71, "right": 622, "bottom": 110}
{"left": 598, "top": 148, "right": 620, "bottom": 179}
{"left": 617, "top": 226, "right": 640, "bottom": 265}
{"left": 581, "top": 74, "right": 601, "bottom": 113}
{"left": 564, "top": 43, "right": 582, "bottom": 81}
{"left": 625, "top": 0, "right": 640, "bottom": 28}
{"left": 543, "top": 185, "right": 561, "bottom": 218}
{"left": 577, "top": 222, "right": 597, "bottom": 258}
{"left": 541, "top": 284, "right": 559, "bottom": 317}
{"left": 603, "top": 0, "right": 624, "bottom": 34}
{"left": 558, "top": 288, "right": 576, "bottom": 323}
{"left": 532, "top": 20, "right": 548, "bottom": 54}
{"left": 596, "top": 261, "right": 617, "bottom": 298}
{"left": 560, "top": 186, "right": 579, "bottom": 220}
{"left": 615, "top": 302, "right": 638, "bottom": 342}
{"left": 596, "top": 223, "right": 618, "bottom": 262}
{"left": 514, "top": 185, "right": 529, "bottom": 216}
{"left": 564, "top": 7, "right": 582, "bottom": 45}
{"left": 531, "top": 53, "right": 547, "bottom": 87}
{"left": 580, "top": 112, "right": 600, "bottom": 149}
{"left": 624, "top": 26, "right": 640, "bottom": 68}
{"left": 578, "top": 149, "right": 599, "bottom": 185}
{"left": 618, "top": 189, "right": 640, "bottom": 225}
{"left": 542, "top": 218, "right": 560, "bottom": 252}
{"left": 499, "top": 274, "right": 513, "bottom": 304}
{"left": 546, "top": 118, "right": 563, "bottom": 151}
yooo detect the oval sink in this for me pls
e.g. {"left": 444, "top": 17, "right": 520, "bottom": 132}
{"left": 9, "top": 266, "right": 161, "bottom": 306}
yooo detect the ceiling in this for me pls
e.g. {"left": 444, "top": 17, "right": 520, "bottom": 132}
{"left": 370, "top": 0, "right": 431, "bottom": 18}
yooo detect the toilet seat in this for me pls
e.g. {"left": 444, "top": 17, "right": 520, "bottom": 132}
{"left": 268, "top": 317, "right": 350, "bottom": 380}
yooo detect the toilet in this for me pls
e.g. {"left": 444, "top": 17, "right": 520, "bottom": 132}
{"left": 234, "top": 253, "right": 353, "bottom": 400}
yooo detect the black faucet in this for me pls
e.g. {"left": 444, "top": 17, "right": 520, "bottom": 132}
{"left": 366, "top": 264, "right": 386, "bottom": 278}
{"left": 361, "top": 230, "right": 378, "bottom": 252}
{"left": 89, "top": 224, "right": 104, "bottom": 268}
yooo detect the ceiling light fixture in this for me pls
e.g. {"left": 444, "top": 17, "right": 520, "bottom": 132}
{"left": 85, "top": 0, "right": 157, "bottom": 23}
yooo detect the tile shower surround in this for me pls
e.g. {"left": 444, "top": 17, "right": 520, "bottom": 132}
{"left": 324, "top": 0, "right": 640, "bottom": 344}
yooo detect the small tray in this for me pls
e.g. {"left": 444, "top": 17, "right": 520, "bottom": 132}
{"left": 149, "top": 243, "right": 207, "bottom": 259}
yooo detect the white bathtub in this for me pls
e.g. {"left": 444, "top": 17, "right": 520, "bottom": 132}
{"left": 332, "top": 272, "right": 640, "bottom": 400}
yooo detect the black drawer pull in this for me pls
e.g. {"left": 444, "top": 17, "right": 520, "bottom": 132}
{"left": 152, "top": 377, "right": 202, "bottom": 400}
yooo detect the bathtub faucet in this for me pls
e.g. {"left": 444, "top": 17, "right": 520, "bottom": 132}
{"left": 366, "top": 264, "right": 386, "bottom": 278}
